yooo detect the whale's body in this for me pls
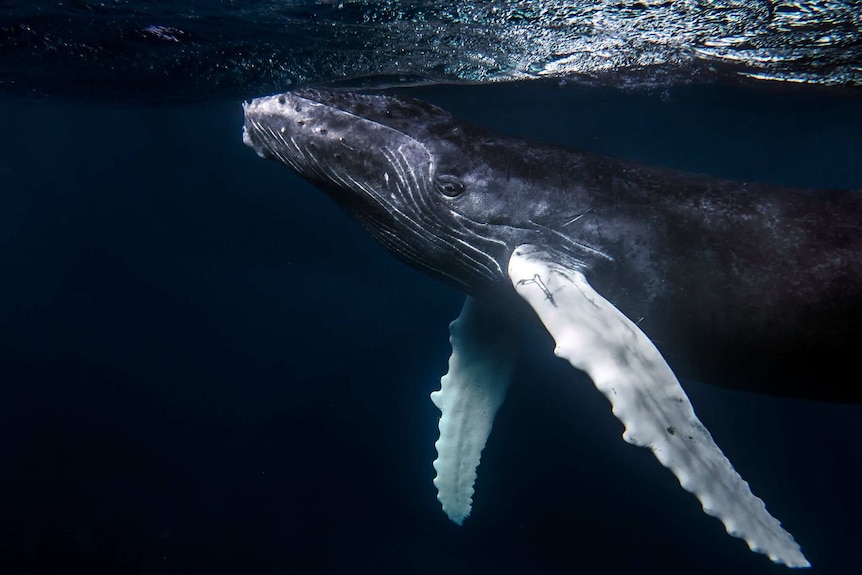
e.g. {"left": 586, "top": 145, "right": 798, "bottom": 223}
{"left": 242, "top": 89, "right": 862, "bottom": 568}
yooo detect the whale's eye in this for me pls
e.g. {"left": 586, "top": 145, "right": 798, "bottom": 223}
{"left": 436, "top": 175, "right": 464, "bottom": 198}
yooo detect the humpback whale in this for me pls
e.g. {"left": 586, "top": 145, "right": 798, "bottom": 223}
{"left": 241, "top": 89, "right": 862, "bottom": 568}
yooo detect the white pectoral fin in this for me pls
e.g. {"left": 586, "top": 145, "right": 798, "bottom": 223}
{"left": 508, "top": 245, "right": 809, "bottom": 569}
{"left": 430, "top": 296, "right": 520, "bottom": 525}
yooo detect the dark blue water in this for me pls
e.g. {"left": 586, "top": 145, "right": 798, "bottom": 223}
{"left": 2, "top": 3, "right": 862, "bottom": 574}
{"left": 1, "top": 81, "right": 860, "bottom": 574}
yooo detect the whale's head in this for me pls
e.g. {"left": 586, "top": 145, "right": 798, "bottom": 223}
{"left": 242, "top": 89, "right": 564, "bottom": 296}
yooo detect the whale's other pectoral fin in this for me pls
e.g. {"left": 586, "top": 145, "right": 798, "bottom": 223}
{"left": 508, "top": 245, "right": 809, "bottom": 569}
{"left": 431, "top": 296, "right": 520, "bottom": 525}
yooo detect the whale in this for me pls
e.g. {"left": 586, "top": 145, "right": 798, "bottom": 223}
{"left": 241, "top": 88, "right": 862, "bottom": 568}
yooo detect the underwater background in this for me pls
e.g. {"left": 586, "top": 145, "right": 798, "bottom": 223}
{"left": 1, "top": 2, "right": 861, "bottom": 574}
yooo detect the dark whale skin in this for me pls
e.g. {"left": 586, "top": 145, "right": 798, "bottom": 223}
{"left": 243, "top": 89, "right": 862, "bottom": 404}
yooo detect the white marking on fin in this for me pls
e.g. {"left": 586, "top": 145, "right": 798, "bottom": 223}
{"left": 431, "top": 297, "right": 520, "bottom": 524}
{"left": 508, "top": 244, "right": 809, "bottom": 569}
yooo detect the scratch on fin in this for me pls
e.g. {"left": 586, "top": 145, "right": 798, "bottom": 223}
{"left": 516, "top": 274, "right": 556, "bottom": 306}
